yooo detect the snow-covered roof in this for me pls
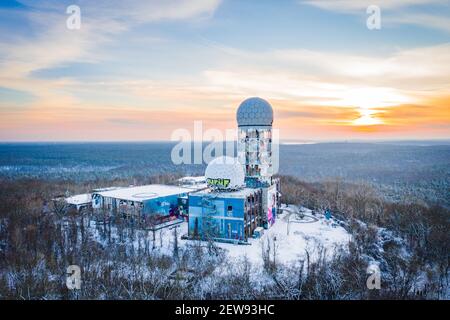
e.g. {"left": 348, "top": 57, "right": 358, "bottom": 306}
{"left": 94, "top": 184, "right": 192, "bottom": 202}
{"left": 181, "top": 183, "right": 209, "bottom": 191}
{"left": 178, "top": 176, "right": 206, "bottom": 183}
{"left": 91, "top": 187, "right": 123, "bottom": 193}
{"left": 66, "top": 194, "right": 92, "bottom": 205}
{"left": 178, "top": 176, "right": 208, "bottom": 191}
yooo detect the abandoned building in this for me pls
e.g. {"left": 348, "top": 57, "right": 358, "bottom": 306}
{"left": 63, "top": 97, "right": 281, "bottom": 244}
{"left": 91, "top": 184, "right": 195, "bottom": 225}
{"left": 187, "top": 97, "right": 281, "bottom": 243}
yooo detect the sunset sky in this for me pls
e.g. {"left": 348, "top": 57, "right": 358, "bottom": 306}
{"left": 0, "top": 0, "right": 449, "bottom": 141}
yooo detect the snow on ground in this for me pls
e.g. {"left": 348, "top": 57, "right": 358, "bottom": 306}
{"left": 89, "top": 205, "right": 351, "bottom": 267}
{"left": 214, "top": 205, "right": 351, "bottom": 266}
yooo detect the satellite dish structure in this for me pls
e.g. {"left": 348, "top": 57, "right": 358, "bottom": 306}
{"left": 205, "top": 156, "right": 245, "bottom": 190}
{"left": 236, "top": 97, "right": 273, "bottom": 128}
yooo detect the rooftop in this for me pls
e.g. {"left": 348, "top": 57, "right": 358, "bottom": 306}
{"left": 66, "top": 193, "right": 91, "bottom": 205}
{"left": 178, "top": 176, "right": 208, "bottom": 190}
{"left": 181, "top": 183, "right": 209, "bottom": 191}
{"left": 94, "top": 184, "right": 192, "bottom": 202}
{"left": 178, "top": 176, "right": 206, "bottom": 183}
{"left": 92, "top": 187, "right": 124, "bottom": 193}
{"left": 191, "top": 187, "right": 258, "bottom": 199}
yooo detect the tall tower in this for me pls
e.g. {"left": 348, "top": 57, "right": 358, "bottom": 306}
{"left": 236, "top": 97, "right": 274, "bottom": 187}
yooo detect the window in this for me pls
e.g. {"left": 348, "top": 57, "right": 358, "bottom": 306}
{"left": 227, "top": 205, "right": 233, "bottom": 216}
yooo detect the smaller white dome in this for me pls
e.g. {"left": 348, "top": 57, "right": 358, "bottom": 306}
{"left": 205, "top": 156, "right": 245, "bottom": 190}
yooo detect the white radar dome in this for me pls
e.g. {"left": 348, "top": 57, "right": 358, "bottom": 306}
{"left": 236, "top": 97, "right": 273, "bottom": 127}
{"left": 205, "top": 156, "right": 245, "bottom": 190}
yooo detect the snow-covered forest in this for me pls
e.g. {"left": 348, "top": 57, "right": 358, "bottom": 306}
{"left": 0, "top": 174, "right": 448, "bottom": 299}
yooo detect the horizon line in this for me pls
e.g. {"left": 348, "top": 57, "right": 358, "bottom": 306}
{"left": 0, "top": 138, "right": 449, "bottom": 144}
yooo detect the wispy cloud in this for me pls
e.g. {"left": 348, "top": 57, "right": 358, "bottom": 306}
{"left": 386, "top": 13, "right": 450, "bottom": 34}
{"left": 17, "top": 0, "right": 221, "bottom": 23}
{"left": 0, "top": 0, "right": 223, "bottom": 139}
{"left": 301, "top": 0, "right": 447, "bottom": 12}
{"left": 0, "top": 1, "right": 449, "bottom": 140}
{"left": 1, "top": 0, "right": 222, "bottom": 77}
{"left": 203, "top": 44, "right": 450, "bottom": 106}
{"left": 301, "top": 0, "right": 450, "bottom": 34}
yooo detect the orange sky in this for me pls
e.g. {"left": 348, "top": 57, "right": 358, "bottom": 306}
{"left": 1, "top": 95, "right": 449, "bottom": 141}
{"left": 0, "top": 1, "right": 449, "bottom": 141}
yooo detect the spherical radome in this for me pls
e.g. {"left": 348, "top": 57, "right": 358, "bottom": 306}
{"left": 236, "top": 97, "right": 273, "bottom": 127}
{"left": 205, "top": 156, "right": 245, "bottom": 190}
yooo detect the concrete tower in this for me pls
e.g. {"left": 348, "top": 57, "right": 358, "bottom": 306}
{"left": 236, "top": 97, "right": 274, "bottom": 186}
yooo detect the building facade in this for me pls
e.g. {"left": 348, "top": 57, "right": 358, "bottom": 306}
{"left": 187, "top": 97, "right": 281, "bottom": 243}
{"left": 92, "top": 184, "right": 192, "bottom": 225}
{"left": 188, "top": 188, "right": 263, "bottom": 242}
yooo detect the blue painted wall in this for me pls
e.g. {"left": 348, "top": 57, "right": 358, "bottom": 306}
{"left": 143, "top": 193, "right": 187, "bottom": 216}
{"left": 188, "top": 194, "right": 246, "bottom": 241}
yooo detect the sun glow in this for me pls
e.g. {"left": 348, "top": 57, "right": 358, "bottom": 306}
{"left": 353, "top": 108, "right": 383, "bottom": 126}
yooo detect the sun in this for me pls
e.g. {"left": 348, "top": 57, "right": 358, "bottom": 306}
{"left": 352, "top": 108, "right": 383, "bottom": 126}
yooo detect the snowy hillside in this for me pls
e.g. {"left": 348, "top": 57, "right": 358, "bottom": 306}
{"left": 90, "top": 204, "right": 351, "bottom": 268}
{"left": 215, "top": 205, "right": 351, "bottom": 265}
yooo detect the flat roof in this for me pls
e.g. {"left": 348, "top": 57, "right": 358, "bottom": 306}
{"left": 94, "top": 184, "right": 192, "bottom": 202}
{"left": 178, "top": 176, "right": 206, "bottom": 183}
{"left": 178, "top": 176, "right": 208, "bottom": 191}
{"left": 66, "top": 194, "right": 92, "bottom": 205}
{"left": 191, "top": 187, "right": 258, "bottom": 199}
{"left": 91, "top": 186, "right": 124, "bottom": 192}
{"left": 181, "top": 183, "right": 209, "bottom": 191}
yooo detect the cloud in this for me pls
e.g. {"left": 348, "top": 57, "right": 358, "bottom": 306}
{"left": 1, "top": 0, "right": 221, "bottom": 77}
{"left": 17, "top": 0, "right": 221, "bottom": 23}
{"left": 275, "top": 103, "right": 359, "bottom": 124}
{"left": 375, "top": 96, "right": 450, "bottom": 126}
{"left": 301, "top": 0, "right": 446, "bottom": 12}
{"left": 0, "top": 0, "right": 223, "bottom": 128}
{"left": 301, "top": 0, "right": 450, "bottom": 34}
{"left": 203, "top": 44, "right": 450, "bottom": 108}
{"left": 385, "top": 13, "right": 450, "bottom": 34}
{"left": 0, "top": 1, "right": 449, "bottom": 140}
{"left": 4, "top": 39, "right": 448, "bottom": 140}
